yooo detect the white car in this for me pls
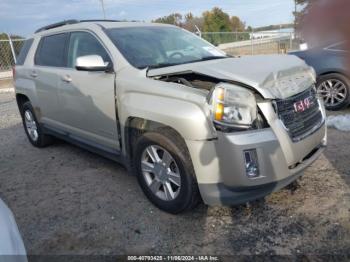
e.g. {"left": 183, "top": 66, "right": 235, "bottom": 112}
{"left": 0, "top": 199, "right": 27, "bottom": 262}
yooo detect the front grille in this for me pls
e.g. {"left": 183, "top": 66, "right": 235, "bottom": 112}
{"left": 274, "top": 87, "right": 324, "bottom": 142}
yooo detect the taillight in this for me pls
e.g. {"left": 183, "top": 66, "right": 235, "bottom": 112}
{"left": 12, "top": 66, "right": 16, "bottom": 79}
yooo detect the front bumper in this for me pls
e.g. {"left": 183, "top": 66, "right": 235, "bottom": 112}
{"left": 186, "top": 121, "right": 326, "bottom": 206}
{"left": 199, "top": 142, "right": 325, "bottom": 206}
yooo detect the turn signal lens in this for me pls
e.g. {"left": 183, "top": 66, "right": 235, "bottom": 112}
{"left": 215, "top": 103, "right": 224, "bottom": 120}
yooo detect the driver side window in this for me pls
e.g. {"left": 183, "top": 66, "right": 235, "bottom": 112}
{"left": 67, "top": 32, "right": 111, "bottom": 68}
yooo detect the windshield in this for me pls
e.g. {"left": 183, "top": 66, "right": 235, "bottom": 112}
{"left": 107, "top": 26, "right": 227, "bottom": 69}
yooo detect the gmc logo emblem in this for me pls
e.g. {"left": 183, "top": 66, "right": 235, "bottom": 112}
{"left": 294, "top": 97, "right": 313, "bottom": 113}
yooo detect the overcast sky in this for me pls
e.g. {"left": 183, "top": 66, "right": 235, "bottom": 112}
{"left": 0, "top": 0, "right": 295, "bottom": 36}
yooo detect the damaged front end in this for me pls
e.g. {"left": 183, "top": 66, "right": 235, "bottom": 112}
{"left": 147, "top": 55, "right": 321, "bottom": 137}
{"left": 151, "top": 71, "right": 221, "bottom": 91}
{"left": 150, "top": 71, "right": 269, "bottom": 132}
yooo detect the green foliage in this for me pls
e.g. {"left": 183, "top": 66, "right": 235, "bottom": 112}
{"left": 203, "top": 7, "right": 231, "bottom": 32}
{"left": 202, "top": 8, "right": 237, "bottom": 45}
{"left": 153, "top": 7, "right": 247, "bottom": 33}
{"left": 153, "top": 13, "right": 183, "bottom": 26}
{"left": 152, "top": 7, "right": 248, "bottom": 46}
{"left": 230, "top": 16, "right": 245, "bottom": 32}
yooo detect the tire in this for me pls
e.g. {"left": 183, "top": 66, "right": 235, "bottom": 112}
{"left": 316, "top": 73, "right": 350, "bottom": 111}
{"left": 21, "top": 101, "right": 53, "bottom": 147}
{"left": 133, "top": 128, "right": 201, "bottom": 214}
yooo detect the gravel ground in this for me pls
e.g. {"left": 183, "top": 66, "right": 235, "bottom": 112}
{"left": 0, "top": 83, "right": 350, "bottom": 257}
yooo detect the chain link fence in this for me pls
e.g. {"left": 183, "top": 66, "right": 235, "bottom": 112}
{"left": 0, "top": 37, "right": 25, "bottom": 79}
{"left": 0, "top": 32, "right": 301, "bottom": 79}
{"left": 202, "top": 32, "right": 300, "bottom": 56}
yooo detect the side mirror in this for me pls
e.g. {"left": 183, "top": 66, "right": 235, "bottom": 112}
{"left": 75, "top": 55, "right": 112, "bottom": 72}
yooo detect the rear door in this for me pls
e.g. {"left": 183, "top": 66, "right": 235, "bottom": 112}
{"left": 33, "top": 33, "right": 69, "bottom": 126}
{"left": 57, "top": 31, "right": 119, "bottom": 151}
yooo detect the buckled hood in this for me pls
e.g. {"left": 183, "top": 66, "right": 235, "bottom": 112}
{"left": 147, "top": 54, "right": 316, "bottom": 99}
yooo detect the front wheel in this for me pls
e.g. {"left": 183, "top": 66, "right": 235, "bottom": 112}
{"left": 316, "top": 73, "right": 350, "bottom": 110}
{"left": 133, "top": 129, "right": 201, "bottom": 214}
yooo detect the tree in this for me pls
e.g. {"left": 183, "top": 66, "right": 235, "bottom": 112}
{"left": 153, "top": 13, "right": 183, "bottom": 26}
{"left": 202, "top": 7, "right": 231, "bottom": 32}
{"left": 182, "top": 12, "right": 204, "bottom": 32}
{"left": 230, "top": 16, "right": 245, "bottom": 32}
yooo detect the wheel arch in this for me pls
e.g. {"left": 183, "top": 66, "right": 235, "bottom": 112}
{"left": 123, "top": 117, "right": 188, "bottom": 165}
{"left": 16, "top": 93, "right": 30, "bottom": 115}
{"left": 318, "top": 70, "right": 349, "bottom": 79}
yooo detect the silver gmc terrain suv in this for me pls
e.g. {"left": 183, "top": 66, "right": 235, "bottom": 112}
{"left": 14, "top": 20, "right": 327, "bottom": 213}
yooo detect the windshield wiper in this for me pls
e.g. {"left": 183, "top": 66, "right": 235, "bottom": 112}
{"left": 192, "top": 56, "right": 229, "bottom": 62}
{"left": 146, "top": 62, "right": 180, "bottom": 70}
{"left": 145, "top": 56, "right": 230, "bottom": 74}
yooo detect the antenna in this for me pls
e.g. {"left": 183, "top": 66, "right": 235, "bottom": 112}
{"left": 194, "top": 25, "right": 202, "bottom": 38}
{"left": 100, "top": 0, "right": 106, "bottom": 19}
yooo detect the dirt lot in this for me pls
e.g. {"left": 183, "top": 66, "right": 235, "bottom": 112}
{"left": 0, "top": 81, "right": 350, "bottom": 257}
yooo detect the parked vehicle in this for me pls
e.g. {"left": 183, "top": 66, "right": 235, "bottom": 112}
{"left": 290, "top": 42, "right": 349, "bottom": 110}
{"left": 14, "top": 20, "right": 327, "bottom": 213}
{"left": 0, "top": 199, "right": 27, "bottom": 261}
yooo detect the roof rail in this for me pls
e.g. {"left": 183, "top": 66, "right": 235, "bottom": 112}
{"left": 80, "top": 19, "right": 121, "bottom": 23}
{"left": 35, "top": 20, "right": 79, "bottom": 33}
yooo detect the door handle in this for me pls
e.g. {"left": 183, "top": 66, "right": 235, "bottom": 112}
{"left": 30, "top": 71, "right": 38, "bottom": 78}
{"left": 61, "top": 75, "right": 72, "bottom": 83}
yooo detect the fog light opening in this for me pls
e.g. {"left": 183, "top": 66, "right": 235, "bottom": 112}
{"left": 244, "top": 149, "right": 260, "bottom": 178}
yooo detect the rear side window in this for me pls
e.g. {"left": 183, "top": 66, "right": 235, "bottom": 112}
{"left": 35, "top": 33, "right": 68, "bottom": 67}
{"left": 16, "top": 38, "right": 34, "bottom": 65}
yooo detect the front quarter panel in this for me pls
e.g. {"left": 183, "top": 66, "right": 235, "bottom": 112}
{"left": 116, "top": 71, "right": 216, "bottom": 143}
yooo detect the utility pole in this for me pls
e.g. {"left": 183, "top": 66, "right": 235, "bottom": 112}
{"left": 194, "top": 25, "right": 201, "bottom": 38}
{"left": 100, "top": 0, "right": 106, "bottom": 19}
{"left": 6, "top": 33, "right": 16, "bottom": 64}
{"left": 294, "top": 0, "right": 297, "bottom": 34}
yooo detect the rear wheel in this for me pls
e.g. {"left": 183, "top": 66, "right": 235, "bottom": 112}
{"left": 316, "top": 73, "right": 350, "bottom": 110}
{"left": 133, "top": 129, "right": 201, "bottom": 214}
{"left": 21, "top": 102, "right": 53, "bottom": 147}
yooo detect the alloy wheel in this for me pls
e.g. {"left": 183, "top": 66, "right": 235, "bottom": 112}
{"left": 141, "top": 145, "right": 181, "bottom": 201}
{"left": 24, "top": 110, "right": 39, "bottom": 142}
{"left": 317, "top": 79, "right": 347, "bottom": 107}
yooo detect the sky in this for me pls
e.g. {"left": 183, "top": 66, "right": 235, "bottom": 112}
{"left": 0, "top": 0, "right": 295, "bottom": 37}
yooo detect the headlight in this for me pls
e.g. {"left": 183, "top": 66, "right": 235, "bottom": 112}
{"left": 210, "top": 83, "right": 257, "bottom": 128}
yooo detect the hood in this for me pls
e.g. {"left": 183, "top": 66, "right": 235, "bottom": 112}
{"left": 147, "top": 55, "right": 316, "bottom": 99}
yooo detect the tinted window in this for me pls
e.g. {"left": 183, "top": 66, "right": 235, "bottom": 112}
{"left": 35, "top": 33, "right": 68, "bottom": 67}
{"left": 16, "top": 38, "right": 34, "bottom": 65}
{"left": 67, "top": 32, "right": 111, "bottom": 68}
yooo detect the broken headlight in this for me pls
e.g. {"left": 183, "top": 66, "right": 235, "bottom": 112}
{"left": 209, "top": 83, "right": 257, "bottom": 129}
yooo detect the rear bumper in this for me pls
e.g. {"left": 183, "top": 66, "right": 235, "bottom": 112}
{"left": 199, "top": 144, "right": 325, "bottom": 206}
